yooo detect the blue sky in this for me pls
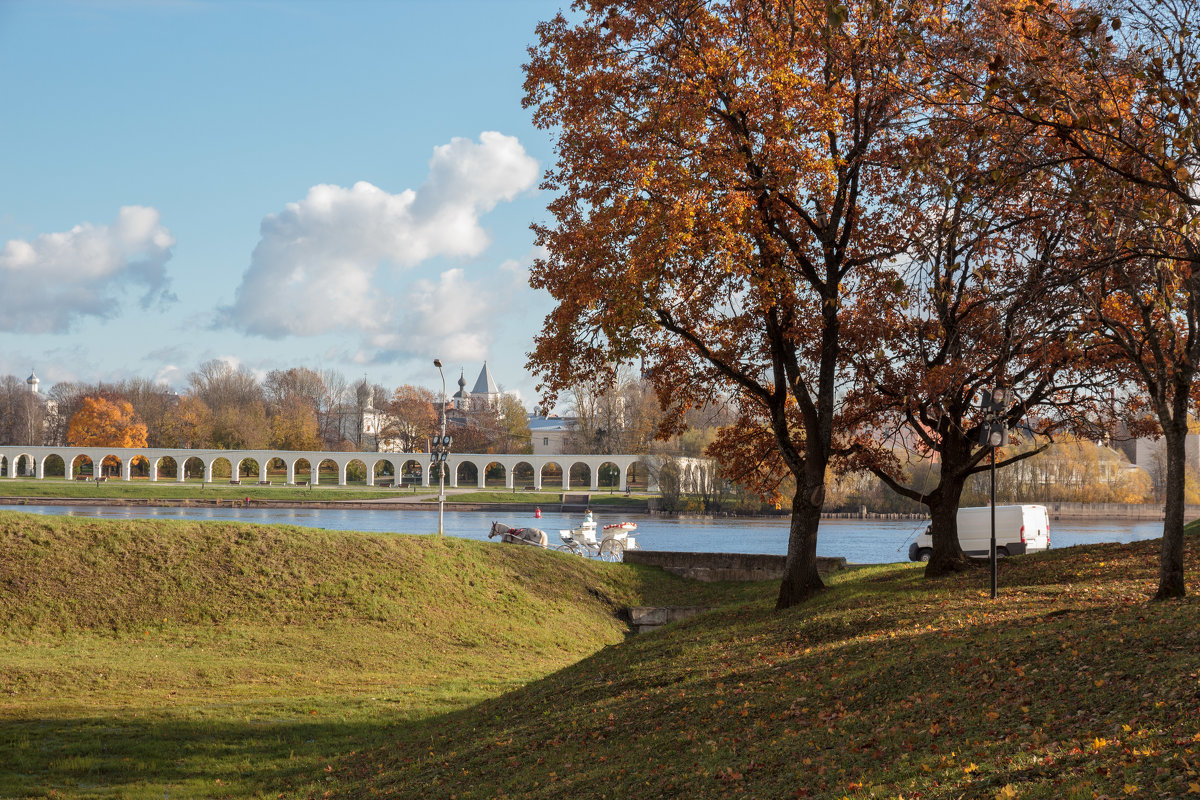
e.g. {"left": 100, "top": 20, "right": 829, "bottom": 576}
{"left": 0, "top": 0, "right": 566, "bottom": 405}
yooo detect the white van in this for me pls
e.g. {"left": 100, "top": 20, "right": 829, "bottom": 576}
{"left": 908, "top": 504, "right": 1050, "bottom": 562}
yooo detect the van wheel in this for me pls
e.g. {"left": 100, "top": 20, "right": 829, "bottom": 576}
{"left": 918, "top": 548, "right": 932, "bottom": 562}
{"left": 995, "top": 547, "right": 1009, "bottom": 558}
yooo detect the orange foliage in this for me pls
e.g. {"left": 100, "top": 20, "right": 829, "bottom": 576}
{"left": 524, "top": 0, "right": 934, "bottom": 607}
{"left": 66, "top": 397, "right": 149, "bottom": 449}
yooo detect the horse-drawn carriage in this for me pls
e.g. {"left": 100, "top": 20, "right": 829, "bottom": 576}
{"left": 555, "top": 514, "right": 638, "bottom": 562}
{"left": 488, "top": 522, "right": 549, "bottom": 548}
{"left": 488, "top": 513, "right": 639, "bottom": 562}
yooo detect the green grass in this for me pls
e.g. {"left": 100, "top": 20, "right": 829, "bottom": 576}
{"left": 0, "top": 511, "right": 752, "bottom": 799}
{"left": 0, "top": 478, "right": 409, "bottom": 501}
{"left": 303, "top": 529, "right": 1200, "bottom": 800}
{"left": 5, "top": 513, "right": 1200, "bottom": 799}
{"left": 442, "top": 490, "right": 648, "bottom": 507}
{"left": 0, "top": 480, "right": 649, "bottom": 507}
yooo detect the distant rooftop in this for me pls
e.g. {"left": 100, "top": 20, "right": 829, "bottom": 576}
{"left": 471, "top": 362, "right": 499, "bottom": 396}
{"left": 528, "top": 414, "right": 574, "bottom": 432}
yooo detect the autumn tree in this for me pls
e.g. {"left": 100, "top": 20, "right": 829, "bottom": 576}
{"left": 44, "top": 382, "right": 94, "bottom": 445}
{"left": 966, "top": 0, "right": 1200, "bottom": 597}
{"left": 318, "top": 369, "right": 351, "bottom": 448}
{"left": 189, "top": 360, "right": 269, "bottom": 450}
{"left": 382, "top": 385, "right": 438, "bottom": 453}
{"left": 270, "top": 395, "right": 321, "bottom": 451}
{"left": 66, "top": 396, "right": 149, "bottom": 472}
{"left": 0, "top": 375, "right": 46, "bottom": 446}
{"left": 496, "top": 394, "right": 533, "bottom": 454}
{"left": 160, "top": 395, "right": 213, "bottom": 449}
{"left": 211, "top": 403, "right": 269, "bottom": 450}
{"left": 839, "top": 63, "right": 1105, "bottom": 576}
{"left": 566, "top": 367, "right": 669, "bottom": 454}
{"left": 525, "top": 0, "right": 929, "bottom": 606}
{"left": 114, "top": 378, "right": 174, "bottom": 447}
{"left": 263, "top": 367, "right": 326, "bottom": 416}
{"left": 189, "top": 359, "right": 263, "bottom": 408}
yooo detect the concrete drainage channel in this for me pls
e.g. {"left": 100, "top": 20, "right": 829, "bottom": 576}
{"left": 628, "top": 606, "right": 712, "bottom": 634}
{"left": 624, "top": 551, "right": 849, "bottom": 634}
{"left": 624, "top": 550, "right": 847, "bottom": 582}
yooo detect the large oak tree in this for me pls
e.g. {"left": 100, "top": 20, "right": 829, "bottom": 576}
{"left": 525, "top": 0, "right": 931, "bottom": 607}
{"left": 958, "top": 0, "right": 1200, "bottom": 598}
{"left": 843, "top": 68, "right": 1102, "bottom": 576}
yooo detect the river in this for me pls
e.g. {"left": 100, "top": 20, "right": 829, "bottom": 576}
{"left": 3, "top": 504, "right": 1168, "bottom": 564}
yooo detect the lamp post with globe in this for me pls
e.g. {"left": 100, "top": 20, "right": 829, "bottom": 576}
{"left": 433, "top": 359, "right": 449, "bottom": 536}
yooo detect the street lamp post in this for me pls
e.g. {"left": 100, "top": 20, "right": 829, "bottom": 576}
{"left": 979, "top": 386, "right": 1014, "bottom": 600}
{"left": 433, "top": 359, "right": 447, "bottom": 536}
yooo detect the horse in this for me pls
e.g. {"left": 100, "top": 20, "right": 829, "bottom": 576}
{"left": 488, "top": 521, "right": 549, "bottom": 548}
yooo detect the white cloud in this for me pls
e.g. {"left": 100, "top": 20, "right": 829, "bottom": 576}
{"left": 153, "top": 364, "right": 182, "bottom": 387}
{"left": 356, "top": 244, "right": 548, "bottom": 365}
{"left": 497, "top": 245, "right": 547, "bottom": 283}
{"left": 0, "top": 206, "right": 176, "bottom": 333}
{"left": 364, "top": 268, "right": 493, "bottom": 362}
{"left": 221, "top": 131, "right": 539, "bottom": 339}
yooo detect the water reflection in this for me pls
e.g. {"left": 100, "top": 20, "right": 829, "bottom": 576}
{"left": 3, "top": 504, "right": 1165, "bottom": 564}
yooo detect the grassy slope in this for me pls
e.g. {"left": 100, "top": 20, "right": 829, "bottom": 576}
{"left": 6, "top": 511, "right": 1200, "bottom": 800}
{"left": 0, "top": 511, "right": 750, "bottom": 799}
{"left": 314, "top": 531, "right": 1200, "bottom": 800}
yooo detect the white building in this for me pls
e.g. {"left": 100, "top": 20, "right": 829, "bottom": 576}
{"left": 451, "top": 363, "right": 501, "bottom": 411}
{"left": 528, "top": 414, "right": 574, "bottom": 455}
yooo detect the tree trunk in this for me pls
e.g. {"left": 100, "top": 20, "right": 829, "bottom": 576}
{"left": 776, "top": 486, "right": 825, "bottom": 609}
{"left": 925, "top": 481, "right": 970, "bottom": 578}
{"left": 1156, "top": 425, "right": 1188, "bottom": 600}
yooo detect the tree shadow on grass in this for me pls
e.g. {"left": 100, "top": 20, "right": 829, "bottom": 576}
{"left": 1, "top": 710, "right": 400, "bottom": 799}
{"left": 311, "top": 550, "right": 1200, "bottom": 800}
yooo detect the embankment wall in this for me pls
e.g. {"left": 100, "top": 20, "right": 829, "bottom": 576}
{"left": 624, "top": 550, "right": 846, "bottom": 582}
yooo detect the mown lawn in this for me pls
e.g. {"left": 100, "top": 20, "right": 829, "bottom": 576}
{"left": 3, "top": 511, "right": 1198, "bottom": 799}
{"left": 305, "top": 530, "right": 1200, "bottom": 800}
{"left": 442, "top": 490, "right": 648, "bottom": 507}
{"left": 0, "top": 511, "right": 752, "bottom": 799}
{"left": 0, "top": 480, "right": 650, "bottom": 508}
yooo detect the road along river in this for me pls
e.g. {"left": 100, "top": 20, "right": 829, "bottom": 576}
{"left": 3, "top": 505, "right": 1168, "bottom": 564}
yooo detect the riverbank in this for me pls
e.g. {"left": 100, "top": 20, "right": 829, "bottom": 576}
{"left": 3, "top": 490, "right": 1196, "bottom": 521}
{"left": 0, "top": 495, "right": 653, "bottom": 514}
{"left": 0, "top": 511, "right": 756, "bottom": 799}
{"left": 0, "top": 480, "right": 651, "bottom": 513}
{"left": 4, "top": 511, "right": 1197, "bottom": 799}
{"left": 1, "top": 478, "right": 1196, "bottom": 521}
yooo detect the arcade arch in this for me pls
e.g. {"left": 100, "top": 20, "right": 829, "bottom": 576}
{"left": 0, "top": 446, "right": 652, "bottom": 492}
{"left": 315, "top": 459, "right": 338, "bottom": 486}
{"left": 371, "top": 458, "right": 393, "bottom": 485}
{"left": 209, "top": 457, "right": 233, "bottom": 482}
{"left": 291, "top": 458, "right": 312, "bottom": 485}
{"left": 540, "top": 461, "right": 565, "bottom": 490}
{"left": 398, "top": 458, "right": 423, "bottom": 485}
{"left": 42, "top": 454, "right": 65, "bottom": 478}
{"left": 481, "top": 460, "right": 505, "bottom": 489}
{"left": 345, "top": 458, "right": 368, "bottom": 485}
{"left": 154, "top": 455, "right": 178, "bottom": 480}
{"left": 181, "top": 456, "right": 204, "bottom": 481}
{"left": 568, "top": 462, "right": 591, "bottom": 489}
{"left": 455, "top": 461, "right": 479, "bottom": 487}
{"left": 511, "top": 461, "right": 535, "bottom": 490}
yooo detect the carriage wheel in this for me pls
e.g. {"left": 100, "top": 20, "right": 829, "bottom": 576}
{"left": 554, "top": 544, "right": 580, "bottom": 555}
{"left": 600, "top": 539, "right": 624, "bottom": 562}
